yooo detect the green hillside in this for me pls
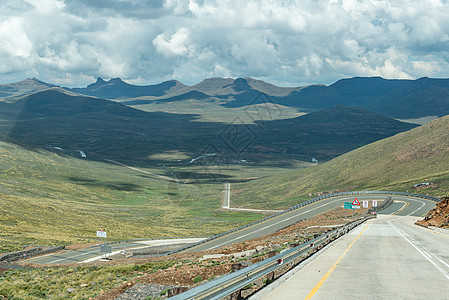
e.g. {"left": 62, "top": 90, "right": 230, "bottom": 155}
{"left": 0, "top": 140, "right": 261, "bottom": 252}
{"left": 233, "top": 115, "right": 449, "bottom": 209}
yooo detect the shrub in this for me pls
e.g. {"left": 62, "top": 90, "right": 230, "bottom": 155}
{"left": 193, "top": 276, "right": 203, "bottom": 283}
{"left": 28, "top": 290, "right": 47, "bottom": 298}
{"left": 160, "top": 289, "right": 168, "bottom": 295}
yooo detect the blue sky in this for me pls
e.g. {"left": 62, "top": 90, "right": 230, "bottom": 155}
{"left": 1, "top": 0, "right": 449, "bottom": 87}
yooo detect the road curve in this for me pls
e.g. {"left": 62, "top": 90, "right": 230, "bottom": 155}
{"left": 180, "top": 194, "right": 436, "bottom": 253}
{"left": 20, "top": 194, "right": 436, "bottom": 264}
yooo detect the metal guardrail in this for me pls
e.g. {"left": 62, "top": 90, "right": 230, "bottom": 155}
{"left": 370, "top": 196, "right": 393, "bottom": 212}
{"left": 170, "top": 216, "right": 374, "bottom": 300}
{"left": 166, "top": 191, "right": 439, "bottom": 255}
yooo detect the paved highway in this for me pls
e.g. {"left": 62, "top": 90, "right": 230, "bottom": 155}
{"left": 181, "top": 194, "right": 435, "bottom": 253}
{"left": 21, "top": 194, "right": 436, "bottom": 264}
{"left": 20, "top": 238, "right": 204, "bottom": 265}
{"left": 257, "top": 214, "right": 449, "bottom": 299}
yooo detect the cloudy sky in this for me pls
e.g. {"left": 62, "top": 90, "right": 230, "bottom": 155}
{"left": 1, "top": 0, "right": 449, "bottom": 87}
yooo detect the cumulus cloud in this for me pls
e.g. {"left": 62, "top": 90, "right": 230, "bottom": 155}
{"left": 153, "top": 28, "right": 194, "bottom": 58}
{"left": 0, "top": 17, "right": 33, "bottom": 72}
{"left": 0, "top": 0, "right": 449, "bottom": 87}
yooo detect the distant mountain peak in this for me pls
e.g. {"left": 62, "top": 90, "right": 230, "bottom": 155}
{"left": 90, "top": 77, "right": 125, "bottom": 87}
{"left": 109, "top": 78, "right": 125, "bottom": 84}
{"left": 222, "top": 77, "right": 251, "bottom": 91}
{"left": 95, "top": 77, "right": 106, "bottom": 84}
{"left": 18, "top": 77, "right": 56, "bottom": 87}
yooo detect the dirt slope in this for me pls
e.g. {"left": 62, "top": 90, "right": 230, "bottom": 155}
{"left": 417, "top": 197, "right": 449, "bottom": 227}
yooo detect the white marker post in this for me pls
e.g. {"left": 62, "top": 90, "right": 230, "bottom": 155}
{"left": 372, "top": 200, "right": 378, "bottom": 215}
{"left": 96, "top": 228, "right": 108, "bottom": 259}
{"left": 363, "top": 200, "right": 369, "bottom": 217}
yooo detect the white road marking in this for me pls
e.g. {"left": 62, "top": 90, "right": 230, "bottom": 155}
{"left": 390, "top": 200, "right": 407, "bottom": 215}
{"left": 79, "top": 238, "right": 206, "bottom": 263}
{"left": 47, "top": 249, "right": 100, "bottom": 264}
{"left": 408, "top": 199, "right": 426, "bottom": 216}
{"left": 388, "top": 220, "right": 449, "bottom": 280}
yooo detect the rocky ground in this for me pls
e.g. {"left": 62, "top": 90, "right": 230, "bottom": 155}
{"left": 94, "top": 207, "right": 357, "bottom": 299}
{"left": 416, "top": 197, "right": 449, "bottom": 228}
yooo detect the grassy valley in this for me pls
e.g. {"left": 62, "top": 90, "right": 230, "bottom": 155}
{"left": 0, "top": 140, "right": 266, "bottom": 252}
{"left": 0, "top": 77, "right": 446, "bottom": 253}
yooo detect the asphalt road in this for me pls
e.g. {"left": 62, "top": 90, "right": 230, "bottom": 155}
{"left": 21, "top": 194, "right": 436, "bottom": 264}
{"left": 181, "top": 195, "right": 435, "bottom": 253}
{"left": 20, "top": 238, "right": 205, "bottom": 265}
{"left": 258, "top": 214, "right": 449, "bottom": 299}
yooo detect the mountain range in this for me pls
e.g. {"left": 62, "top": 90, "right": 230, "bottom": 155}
{"left": 0, "top": 87, "right": 416, "bottom": 166}
{"left": 2, "top": 76, "right": 449, "bottom": 120}
{"left": 68, "top": 76, "right": 449, "bottom": 119}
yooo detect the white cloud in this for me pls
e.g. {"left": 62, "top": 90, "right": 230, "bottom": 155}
{"left": 153, "top": 27, "right": 193, "bottom": 58}
{"left": 0, "top": 17, "right": 33, "bottom": 72}
{"left": 412, "top": 60, "right": 442, "bottom": 74}
{"left": 0, "top": 0, "right": 449, "bottom": 86}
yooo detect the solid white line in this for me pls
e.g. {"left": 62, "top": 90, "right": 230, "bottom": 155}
{"left": 47, "top": 249, "right": 99, "bottom": 264}
{"left": 408, "top": 199, "right": 426, "bottom": 216}
{"left": 80, "top": 251, "right": 121, "bottom": 263}
{"left": 388, "top": 220, "right": 449, "bottom": 280}
{"left": 223, "top": 207, "right": 283, "bottom": 213}
{"left": 391, "top": 198, "right": 426, "bottom": 218}
{"left": 390, "top": 201, "right": 407, "bottom": 215}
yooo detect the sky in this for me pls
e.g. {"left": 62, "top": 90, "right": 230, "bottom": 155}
{"left": 1, "top": 0, "right": 449, "bottom": 88}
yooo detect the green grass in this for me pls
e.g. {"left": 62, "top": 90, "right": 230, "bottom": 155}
{"left": 0, "top": 140, "right": 269, "bottom": 252}
{"left": 0, "top": 261, "right": 175, "bottom": 299}
{"left": 124, "top": 98, "right": 304, "bottom": 124}
{"left": 233, "top": 115, "right": 449, "bottom": 208}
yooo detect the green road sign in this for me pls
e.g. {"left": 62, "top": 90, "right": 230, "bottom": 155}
{"left": 344, "top": 202, "right": 353, "bottom": 209}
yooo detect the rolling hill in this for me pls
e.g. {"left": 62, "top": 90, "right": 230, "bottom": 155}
{"left": 0, "top": 78, "right": 57, "bottom": 98}
{"left": 0, "top": 89, "right": 416, "bottom": 167}
{"left": 251, "top": 105, "right": 417, "bottom": 159}
{"left": 233, "top": 114, "right": 449, "bottom": 209}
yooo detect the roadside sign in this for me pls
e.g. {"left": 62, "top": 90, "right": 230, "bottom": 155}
{"left": 344, "top": 202, "right": 353, "bottom": 209}
{"left": 97, "top": 231, "right": 107, "bottom": 238}
{"left": 352, "top": 197, "right": 361, "bottom": 209}
{"left": 372, "top": 200, "right": 378, "bottom": 207}
{"left": 363, "top": 200, "right": 369, "bottom": 208}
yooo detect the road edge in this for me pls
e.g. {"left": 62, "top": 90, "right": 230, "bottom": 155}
{"left": 248, "top": 218, "right": 371, "bottom": 300}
